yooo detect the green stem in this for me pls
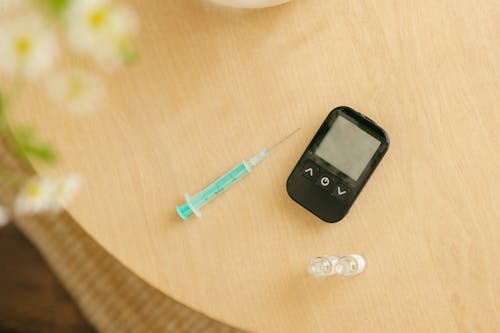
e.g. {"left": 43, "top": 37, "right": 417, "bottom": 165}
{"left": 1, "top": 75, "right": 55, "bottom": 165}
{"left": 0, "top": 80, "right": 24, "bottom": 161}
{"left": 0, "top": 72, "right": 24, "bottom": 131}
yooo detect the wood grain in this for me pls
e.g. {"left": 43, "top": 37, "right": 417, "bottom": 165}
{"left": 12, "top": 0, "right": 500, "bottom": 332}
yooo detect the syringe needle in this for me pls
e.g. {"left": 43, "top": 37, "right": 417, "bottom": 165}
{"left": 268, "top": 127, "right": 301, "bottom": 151}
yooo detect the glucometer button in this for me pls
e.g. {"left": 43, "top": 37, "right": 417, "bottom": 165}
{"left": 316, "top": 174, "right": 334, "bottom": 191}
{"left": 302, "top": 161, "right": 319, "bottom": 181}
{"left": 333, "top": 183, "right": 350, "bottom": 199}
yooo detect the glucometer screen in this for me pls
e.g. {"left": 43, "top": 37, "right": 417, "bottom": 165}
{"left": 315, "top": 116, "right": 381, "bottom": 181}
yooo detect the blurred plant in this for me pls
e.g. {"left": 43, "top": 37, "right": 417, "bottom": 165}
{"left": 47, "top": 70, "right": 105, "bottom": 113}
{"left": 14, "top": 176, "right": 55, "bottom": 215}
{"left": 14, "top": 174, "right": 82, "bottom": 216}
{"left": 66, "top": 0, "right": 138, "bottom": 68}
{"left": 0, "top": 14, "right": 58, "bottom": 80}
{"left": 0, "top": 0, "right": 138, "bottom": 217}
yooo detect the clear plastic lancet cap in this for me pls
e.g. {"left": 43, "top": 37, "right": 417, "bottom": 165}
{"left": 308, "top": 254, "right": 366, "bottom": 277}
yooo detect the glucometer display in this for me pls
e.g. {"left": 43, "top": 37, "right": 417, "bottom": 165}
{"left": 315, "top": 115, "right": 380, "bottom": 181}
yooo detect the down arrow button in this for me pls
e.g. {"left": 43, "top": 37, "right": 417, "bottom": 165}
{"left": 333, "top": 183, "right": 349, "bottom": 199}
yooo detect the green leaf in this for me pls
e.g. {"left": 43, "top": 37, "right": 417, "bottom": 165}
{"left": 0, "top": 92, "right": 56, "bottom": 163}
{"left": 21, "top": 143, "right": 57, "bottom": 162}
{"left": 11, "top": 127, "right": 57, "bottom": 163}
{"left": 36, "top": 0, "right": 72, "bottom": 15}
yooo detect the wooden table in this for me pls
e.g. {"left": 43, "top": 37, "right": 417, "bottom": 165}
{"left": 17, "top": 0, "right": 500, "bottom": 332}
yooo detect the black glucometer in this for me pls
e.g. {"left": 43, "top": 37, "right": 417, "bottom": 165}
{"left": 286, "top": 106, "right": 389, "bottom": 223}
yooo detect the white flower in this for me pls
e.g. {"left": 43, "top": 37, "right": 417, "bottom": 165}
{"left": 14, "top": 177, "right": 55, "bottom": 216}
{"left": 47, "top": 70, "right": 105, "bottom": 114}
{"left": 51, "top": 174, "right": 83, "bottom": 213}
{"left": 0, "top": 205, "right": 9, "bottom": 227}
{"left": 0, "top": 15, "right": 58, "bottom": 80}
{"left": 65, "top": 0, "right": 138, "bottom": 69}
{"left": 14, "top": 174, "right": 84, "bottom": 216}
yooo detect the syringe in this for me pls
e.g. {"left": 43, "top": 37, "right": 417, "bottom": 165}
{"left": 176, "top": 128, "right": 300, "bottom": 220}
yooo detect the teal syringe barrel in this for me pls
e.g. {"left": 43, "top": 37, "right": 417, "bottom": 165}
{"left": 176, "top": 129, "right": 299, "bottom": 220}
{"left": 176, "top": 161, "right": 252, "bottom": 220}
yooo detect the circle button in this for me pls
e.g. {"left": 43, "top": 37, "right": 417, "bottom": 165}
{"left": 316, "top": 174, "right": 334, "bottom": 191}
{"left": 320, "top": 177, "right": 330, "bottom": 186}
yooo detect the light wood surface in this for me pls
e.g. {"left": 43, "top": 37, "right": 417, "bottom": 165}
{"left": 14, "top": 0, "right": 500, "bottom": 332}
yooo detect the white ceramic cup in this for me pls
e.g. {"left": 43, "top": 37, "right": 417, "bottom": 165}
{"left": 209, "top": 0, "right": 291, "bottom": 9}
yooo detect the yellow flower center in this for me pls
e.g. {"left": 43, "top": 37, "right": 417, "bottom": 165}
{"left": 15, "top": 37, "right": 31, "bottom": 58}
{"left": 67, "top": 78, "right": 86, "bottom": 99}
{"left": 89, "top": 8, "right": 109, "bottom": 29}
{"left": 26, "top": 183, "right": 40, "bottom": 198}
